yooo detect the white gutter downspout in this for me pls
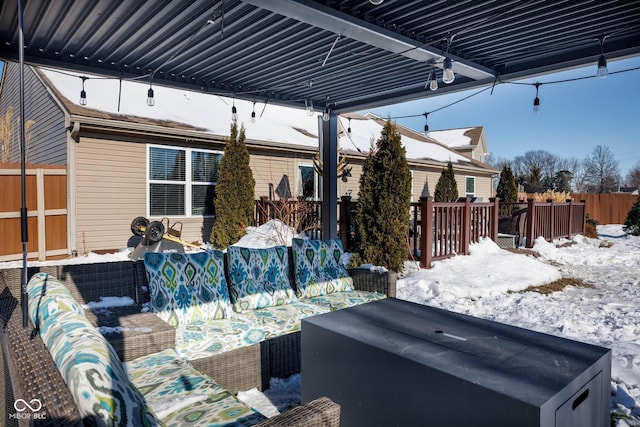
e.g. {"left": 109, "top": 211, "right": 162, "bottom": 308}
{"left": 67, "top": 119, "right": 80, "bottom": 256}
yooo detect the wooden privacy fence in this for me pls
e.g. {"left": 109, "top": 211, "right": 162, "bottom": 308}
{"left": 572, "top": 193, "right": 637, "bottom": 225}
{"left": 0, "top": 166, "right": 68, "bottom": 261}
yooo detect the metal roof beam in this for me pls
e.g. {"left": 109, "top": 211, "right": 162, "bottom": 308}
{"left": 243, "top": 0, "right": 494, "bottom": 81}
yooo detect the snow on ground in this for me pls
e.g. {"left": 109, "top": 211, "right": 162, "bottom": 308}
{"left": 396, "top": 224, "right": 640, "bottom": 426}
{"left": 2, "top": 222, "right": 639, "bottom": 424}
{"left": 240, "top": 223, "right": 640, "bottom": 425}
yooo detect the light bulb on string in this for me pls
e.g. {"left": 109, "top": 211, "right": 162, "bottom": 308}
{"left": 231, "top": 99, "right": 238, "bottom": 122}
{"left": 596, "top": 34, "right": 609, "bottom": 79}
{"left": 79, "top": 76, "right": 87, "bottom": 105}
{"left": 147, "top": 83, "right": 155, "bottom": 107}
{"left": 442, "top": 57, "right": 455, "bottom": 84}
{"left": 323, "top": 105, "right": 330, "bottom": 122}
{"left": 323, "top": 98, "right": 331, "bottom": 122}
{"left": 423, "top": 113, "right": 429, "bottom": 136}
{"left": 425, "top": 71, "right": 438, "bottom": 91}
{"left": 347, "top": 118, "right": 352, "bottom": 138}
{"left": 250, "top": 102, "right": 256, "bottom": 124}
{"left": 597, "top": 55, "right": 608, "bottom": 79}
{"left": 430, "top": 75, "right": 438, "bottom": 91}
{"left": 533, "top": 83, "right": 541, "bottom": 114}
{"left": 305, "top": 98, "right": 314, "bottom": 116}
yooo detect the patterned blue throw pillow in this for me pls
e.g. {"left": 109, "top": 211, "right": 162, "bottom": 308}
{"left": 227, "top": 245, "right": 297, "bottom": 312}
{"left": 144, "top": 251, "right": 231, "bottom": 326}
{"left": 292, "top": 238, "right": 354, "bottom": 298}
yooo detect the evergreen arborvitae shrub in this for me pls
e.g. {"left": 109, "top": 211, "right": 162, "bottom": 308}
{"left": 354, "top": 120, "right": 412, "bottom": 272}
{"left": 434, "top": 161, "right": 458, "bottom": 202}
{"left": 496, "top": 164, "right": 518, "bottom": 217}
{"left": 211, "top": 121, "right": 255, "bottom": 248}
{"left": 623, "top": 195, "right": 640, "bottom": 236}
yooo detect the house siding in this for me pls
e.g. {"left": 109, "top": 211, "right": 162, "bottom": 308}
{"left": 75, "top": 137, "right": 148, "bottom": 253}
{"left": 0, "top": 63, "right": 67, "bottom": 165}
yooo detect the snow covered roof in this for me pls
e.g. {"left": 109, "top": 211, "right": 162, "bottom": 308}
{"left": 428, "top": 127, "right": 481, "bottom": 148}
{"left": 40, "top": 67, "right": 478, "bottom": 167}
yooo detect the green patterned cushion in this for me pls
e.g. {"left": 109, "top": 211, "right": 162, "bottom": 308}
{"left": 127, "top": 349, "right": 265, "bottom": 426}
{"left": 159, "top": 391, "right": 265, "bottom": 427}
{"left": 126, "top": 349, "right": 223, "bottom": 415}
{"left": 26, "top": 274, "right": 156, "bottom": 426}
{"left": 292, "top": 238, "right": 354, "bottom": 298}
{"left": 144, "top": 251, "right": 231, "bottom": 326}
{"left": 304, "top": 290, "right": 386, "bottom": 311}
{"left": 227, "top": 245, "right": 297, "bottom": 312}
{"left": 175, "top": 301, "right": 330, "bottom": 360}
{"left": 27, "top": 272, "right": 85, "bottom": 329}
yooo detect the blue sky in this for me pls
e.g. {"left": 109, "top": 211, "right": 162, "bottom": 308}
{"left": 2, "top": 56, "right": 639, "bottom": 177}
{"left": 364, "top": 55, "right": 640, "bottom": 178}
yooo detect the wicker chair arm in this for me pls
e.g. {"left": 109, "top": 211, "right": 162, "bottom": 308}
{"left": 255, "top": 397, "right": 340, "bottom": 427}
{"left": 348, "top": 268, "right": 397, "bottom": 298}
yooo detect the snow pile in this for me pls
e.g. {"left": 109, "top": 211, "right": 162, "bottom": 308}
{"left": 233, "top": 219, "right": 307, "bottom": 248}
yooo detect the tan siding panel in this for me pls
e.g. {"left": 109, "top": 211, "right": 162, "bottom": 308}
{"left": 75, "top": 138, "right": 147, "bottom": 252}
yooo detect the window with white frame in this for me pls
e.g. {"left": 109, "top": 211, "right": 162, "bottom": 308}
{"left": 465, "top": 176, "right": 476, "bottom": 197}
{"left": 148, "top": 145, "right": 222, "bottom": 217}
{"left": 298, "top": 164, "right": 319, "bottom": 200}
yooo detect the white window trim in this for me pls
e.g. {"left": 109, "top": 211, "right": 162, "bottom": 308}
{"left": 465, "top": 175, "right": 476, "bottom": 197}
{"left": 298, "top": 162, "right": 319, "bottom": 200}
{"left": 146, "top": 144, "right": 222, "bottom": 218}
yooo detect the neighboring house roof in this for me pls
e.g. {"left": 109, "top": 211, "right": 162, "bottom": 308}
{"left": 428, "top": 127, "right": 482, "bottom": 149}
{"left": 37, "top": 67, "right": 494, "bottom": 172}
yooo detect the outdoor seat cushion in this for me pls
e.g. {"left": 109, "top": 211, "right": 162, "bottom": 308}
{"left": 27, "top": 272, "right": 85, "bottom": 328}
{"left": 174, "top": 301, "right": 329, "bottom": 361}
{"left": 227, "top": 245, "right": 297, "bottom": 312}
{"left": 144, "top": 251, "right": 231, "bottom": 327}
{"left": 292, "top": 238, "right": 354, "bottom": 298}
{"left": 27, "top": 273, "right": 157, "bottom": 426}
{"left": 125, "top": 348, "right": 265, "bottom": 426}
{"left": 303, "top": 290, "right": 387, "bottom": 311}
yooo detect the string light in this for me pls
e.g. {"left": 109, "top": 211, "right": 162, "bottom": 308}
{"left": 443, "top": 57, "right": 455, "bottom": 84}
{"left": 442, "top": 35, "right": 456, "bottom": 85}
{"left": 305, "top": 80, "right": 314, "bottom": 116}
{"left": 305, "top": 98, "right": 314, "bottom": 116}
{"left": 147, "top": 81, "right": 155, "bottom": 107}
{"left": 79, "top": 76, "right": 87, "bottom": 105}
{"left": 250, "top": 101, "right": 256, "bottom": 124}
{"left": 596, "top": 34, "right": 608, "bottom": 79}
{"left": 231, "top": 99, "right": 238, "bottom": 121}
{"left": 347, "top": 118, "right": 352, "bottom": 137}
{"left": 425, "top": 70, "right": 438, "bottom": 91}
{"left": 323, "top": 98, "right": 331, "bottom": 121}
{"left": 533, "top": 82, "right": 541, "bottom": 114}
{"left": 423, "top": 113, "right": 429, "bottom": 135}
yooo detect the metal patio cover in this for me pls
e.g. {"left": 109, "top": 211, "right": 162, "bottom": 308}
{"left": 1, "top": 0, "right": 639, "bottom": 114}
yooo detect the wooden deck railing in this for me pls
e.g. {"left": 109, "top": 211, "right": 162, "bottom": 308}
{"left": 524, "top": 198, "right": 586, "bottom": 248}
{"left": 253, "top": 195, "right": 586, "bottom": 269}
{"left": 419, "top": 197, "right": 499, "bottom": 268}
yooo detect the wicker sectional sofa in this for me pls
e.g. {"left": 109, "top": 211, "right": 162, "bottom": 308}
{"left": 0, "top": 238, "right": 395, "bottom": 425}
